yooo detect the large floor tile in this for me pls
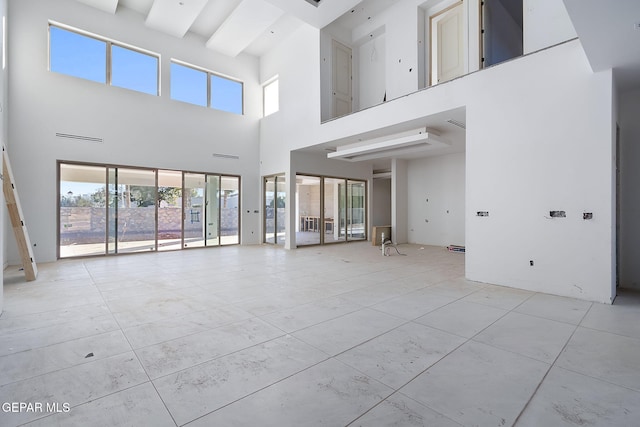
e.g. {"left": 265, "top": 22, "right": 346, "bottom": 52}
{"left": 154, "top": 335, "right": 327, "bottom": 425}
{"left": 414, "top": 300, "right": 508, "bottom": 338}
{"left": 337, "top": 322, "right": 465, "bottom": 389}
{"left": 462, "top": 284, "right": 534, "bottom": 310}
{"left": 0, "top": 314, "right": 120, "bottom": 356}
{"left": 425, "top": 278, "right": 486, "bottom": 299}
{"left": 350, "top": 393, "right": 462, "bottom": 427}
{"left": 473, "top": 311, "right": 576, "bottom": 363}
{"left": 516, "top": 366, "right": 640, "bottom": 427}
{"left": 23, "top": 383, "right": 175, "bottom": 427}
{"left": 514, "top": 293, "right": 592, "bottom": 325}
{"left": 400, "top": 341, "right": 549, "bottom": 427}
{"left": 259, "top": 296, "right": 363, "bottom": 333}
{"left": 370, "top": 289, "right": 456, "bottom": 320}
{"left": 123, "top": 305, "right": 252, "bottom": 349}
{"left": 185, "top": 359, "right": 393, "bottom": 427}
{"left": 556, "top": 327, "right": 640, "bottom": 391}
{"left": 0, "top": 330, "right": 131, "bottom": 386}
{"left": 292, "top": 308, "right": 405, "bottom": 356}
{"left": 136, "top": 317, "right": 283, "bottom": 379}
{"left": 0, "top": 352, "right": 148, "bottom": 426}
{"left": 580, "top": 295, "right": 640, "bottom": 340}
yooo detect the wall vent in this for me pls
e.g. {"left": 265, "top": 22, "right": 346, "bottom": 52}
{"left": 212, "top": 153, "right": 240, "bottom": 160}
{"left": 447, "top": 119, "right": 466, "bottom": 129}
{"left": 55, "top": 132, "right": 103, "bottom": 143}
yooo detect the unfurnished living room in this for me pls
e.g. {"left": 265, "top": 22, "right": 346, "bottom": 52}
{"left": 1, "top": 0, "right": 640, "bottom": 426}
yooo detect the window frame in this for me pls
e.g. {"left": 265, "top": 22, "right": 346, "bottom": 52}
{"left": 48, "top": 22, "right": 160, "bottom": 96}
{"left": 170, "top": 59, "right": 244, "bottom": 115}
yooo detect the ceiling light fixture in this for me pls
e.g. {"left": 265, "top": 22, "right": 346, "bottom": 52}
{"left": 327, "top": 128, "right": 449, "bottom": 162}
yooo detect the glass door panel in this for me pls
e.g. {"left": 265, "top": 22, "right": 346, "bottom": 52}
{"left": 107, "top": 167, "right": 117, "bottom": 254}
{"left": 157, "top": 170, "right": 183, "bottom": 251}
{"left": 220, "top": 176, "right": 239, "bottom": 245}
{"left": 265, "top": 177, "right": 276, "bottom": 244}
{"left": 296, "top": 175, "right": 321, "bottom": 246}
{"left": 323, "top": 177, "right": 346, "bottom": 243}
{"left": 347, "top": 180, "right": 366, "bottom": 241}
{"left": 115, "top": 168, "right": 156, "bottom": 253}
{"left": 59, "top": 163, "right": 107, "bottom": 258}
{"left": 206, "top": 175, "right": 220, "bottom": 246}
{"left": 275, "top": 176, "right": 286, "bottom": 245}
{"left": 184, "top": 173, "right": 206, "bottom": 248}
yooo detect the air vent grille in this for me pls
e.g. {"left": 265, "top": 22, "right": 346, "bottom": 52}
{"left": 212, "top": 153, "right": 240, "bottom": 160}
{"left": 446, "top": 119, "right": 466, "bottom": 129}
{"left": 55, "top": 133, "right": 103, "bottom": 143}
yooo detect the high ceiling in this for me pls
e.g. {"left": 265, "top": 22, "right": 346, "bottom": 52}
{"left": 563, "top": 0, "right": 640, "bottom": 91}
{"left": 75, "top": 0, "right": 368, "bottom": 57}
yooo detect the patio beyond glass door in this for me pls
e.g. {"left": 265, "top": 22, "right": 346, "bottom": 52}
{"left": 220, "top": 176, "right": 240, "bottom": 245}
{"left": 206, "top": 175, "right": 220, "bottom": 246}
{"left": 114, "top": 168, "right": 157, "bottom": 253}
{"left": 347, "top": 180, "right": 366, "bottom": 240}
{"left": 324, "top": 177, "right": 346, "bottom": 243}
{"left": 157, "top": 170, "right": 183, "bottom": 251}
{"left": 184, "top": 173, "right": 206, "bottom": 248}
{"left": 264, "top": 175, "right": 286, "bottom": 245}
{"left": 59, "top": 162, "right": 241, "bottom": 258}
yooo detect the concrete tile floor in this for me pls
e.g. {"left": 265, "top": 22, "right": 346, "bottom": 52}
{"left": 0, "top": 242, "right": 639, "bottom": 426}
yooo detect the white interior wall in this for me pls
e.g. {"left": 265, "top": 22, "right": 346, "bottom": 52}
{"left": 358, "top": 34, "right": 386, "bottom": 110}
{"left": 391, "top": 158, "right": 409, "bottom": 244}
{"left": 466, "top": 48, "right": 613, "bottom": 304}
{"left": 318, "top": 40, "right": 614, "bottom": 303}
{"left": 619, "top": 88, "right": 640, "bottom": 290}
{"left": 407, "top": 152, "right": 465, "bottom": 246}
{"left": 0, "top": 0, "right": 6, "bottom": 314}
{"left": 523, "top": 0, "right": 577, "bottom": 54}
{"left": 372, "top": 178, "right": 392, "bottom": 229}
{"left": 8, "top": 0, "right": 263, "bottom": 263}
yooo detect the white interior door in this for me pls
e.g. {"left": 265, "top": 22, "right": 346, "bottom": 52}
{"left": 431, "top": 1, "right": 464, "bottom": 85}
{"left": 332, "top": 40, "right": 352, "bottom": 118}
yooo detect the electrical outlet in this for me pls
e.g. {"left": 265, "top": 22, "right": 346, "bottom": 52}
{"left": 583, "top": 212, "right": 593, "bottom": 220}
{"left": 477, "top": 211, "right": 489, "bottom": 217}
{"left": 550, "top": 211, "right": 566, "bottom": 218}
{"left": 530, "top": 260, "right": 534, "bottom": 266}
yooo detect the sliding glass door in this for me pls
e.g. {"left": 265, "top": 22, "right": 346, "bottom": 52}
{"left": 264, "top": 175, "right": 285, "bottom": 245}
{"left": 287, "top": 174, "right": 366, "bottom": 247}
{"left": 157, "top": 170, "right": 183, "bottom": 251}
{"left": 347, "top": 180, "right": 366, "bottom": 240}
{"left": 59, "top": 162, "right": 240, "bottom": 258}
{"left": 59, "top": 164, "right": 108, "bottom": 258}
{"left": 220, "top": 176, "right": 240, "bottom": 245}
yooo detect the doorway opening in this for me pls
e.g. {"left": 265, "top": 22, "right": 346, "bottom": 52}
{"left": 295, "top": 174, "right": 366, "bottom": 247}
{"left": 481, "top": 0, "right": 523, "bottom": 68}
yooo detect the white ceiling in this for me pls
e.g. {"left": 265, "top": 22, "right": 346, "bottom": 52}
{"left": 75, "top": 0, "right": 369, "bottom": 57}
{"left": 563, "top": 0, "right": 640, "bottom": 91}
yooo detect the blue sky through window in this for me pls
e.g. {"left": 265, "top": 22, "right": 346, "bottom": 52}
{"left": 111, "top": 45, "right": 158, "bottom": 95}
{"left": 50, "top": 25, "right": 243, "bottom": 114}
{"left": 50, "top": 26, "right": 106, "bottom": 83}
{"left": 211, "top": 75, "right": 243, "bottom": 115}
{"left": 171, "top": 62, "right": 207, "bottom": 106}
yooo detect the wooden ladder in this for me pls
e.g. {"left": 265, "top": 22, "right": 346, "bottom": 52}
{"left": 2, "top": 145, "right": 37, "bottom": 281}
